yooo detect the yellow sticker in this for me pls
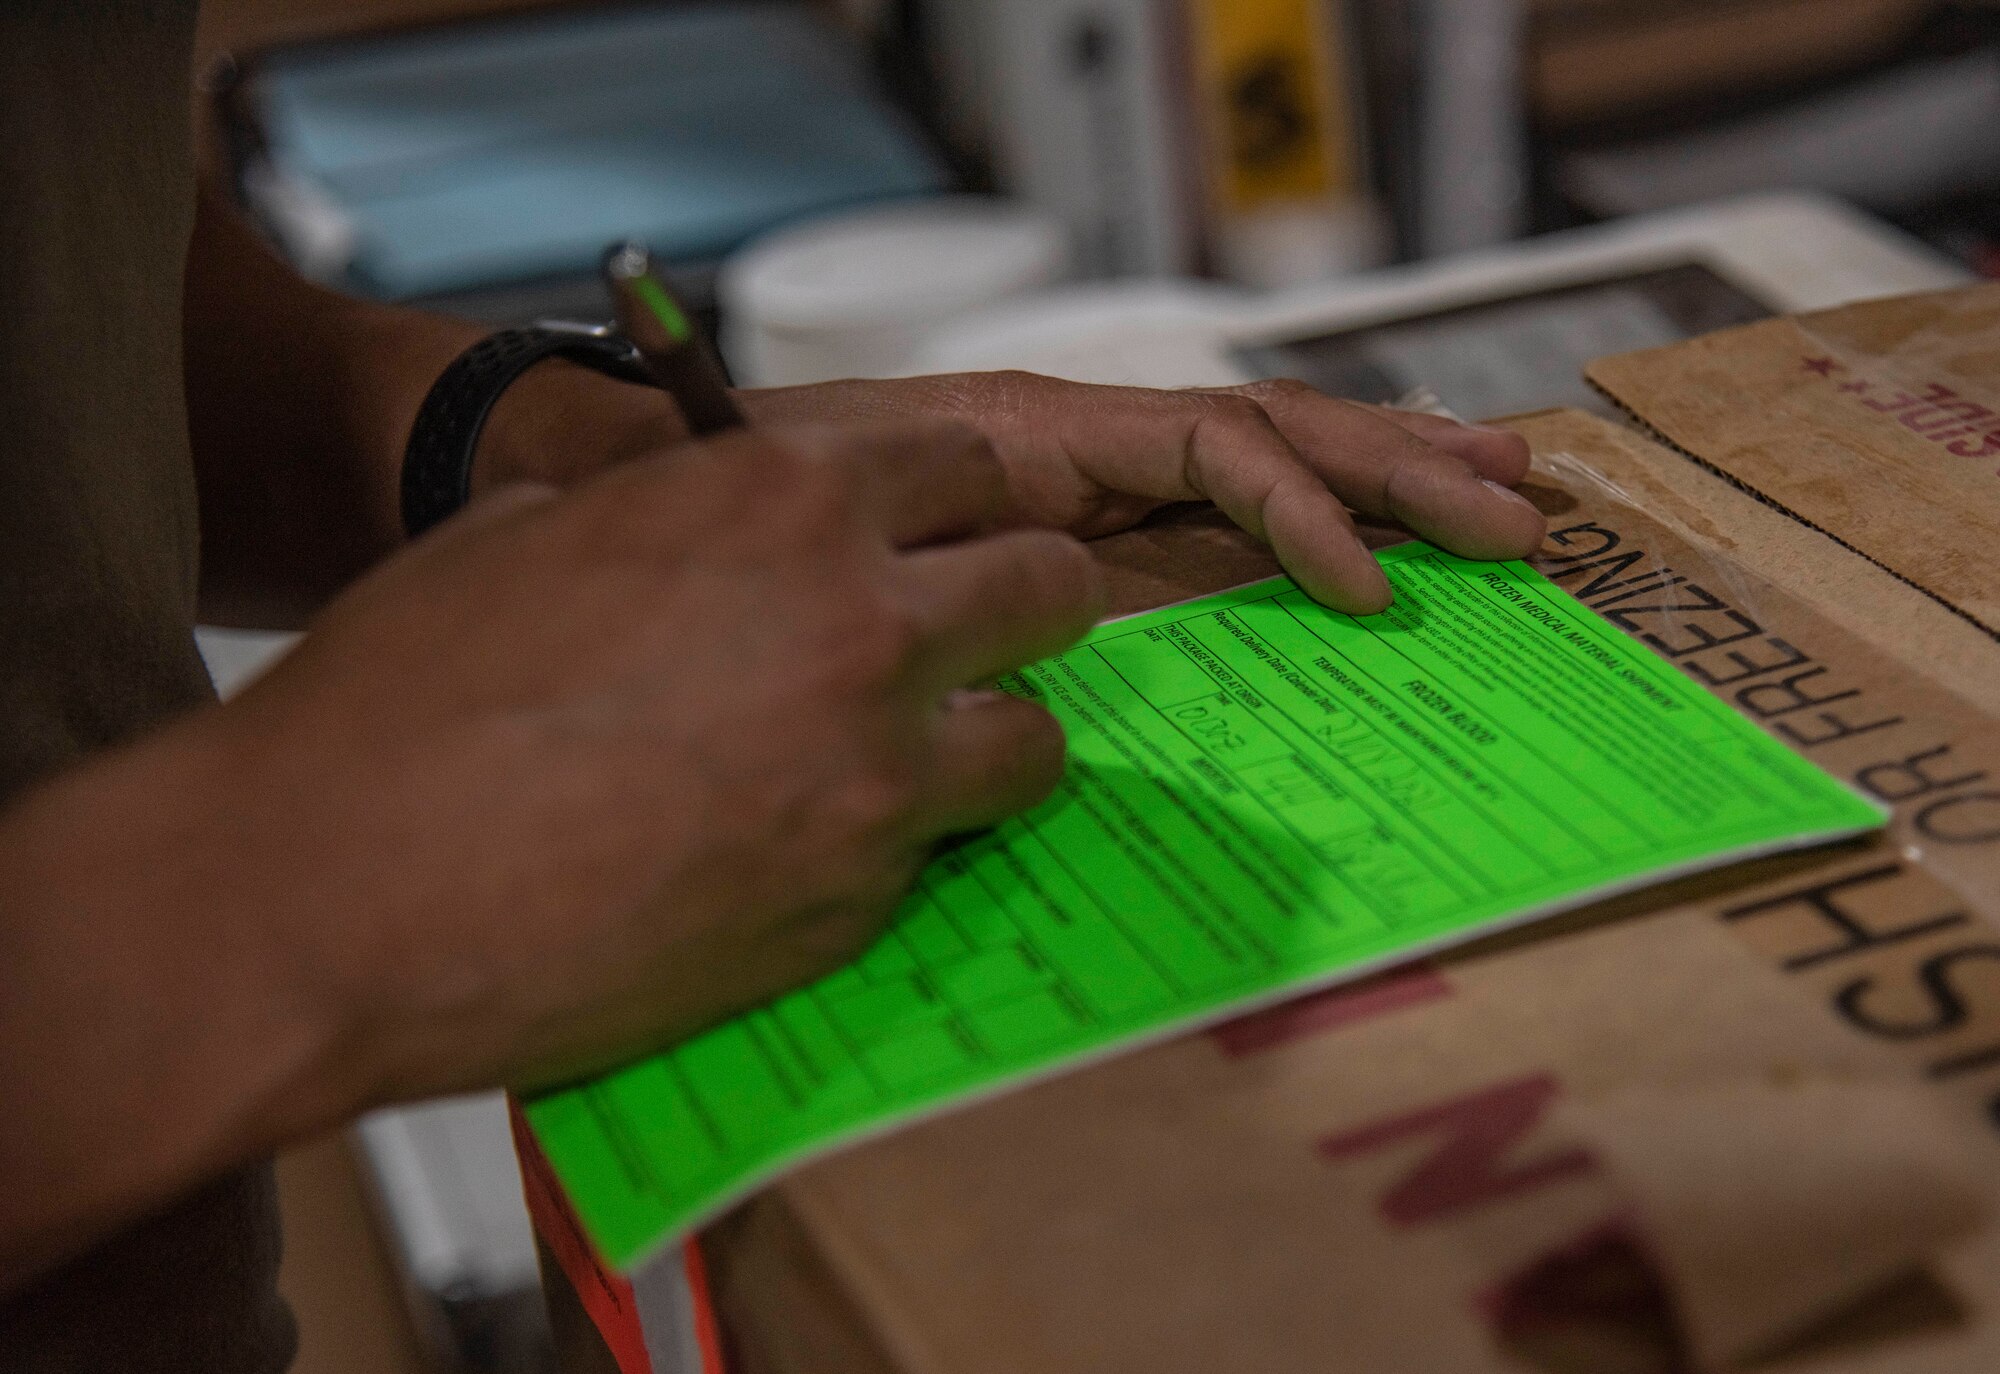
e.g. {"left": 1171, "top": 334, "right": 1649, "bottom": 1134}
{"left": 1188, "top": 0, "right": 1358, "bottom": 211}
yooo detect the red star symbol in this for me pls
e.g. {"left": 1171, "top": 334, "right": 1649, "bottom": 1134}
{"left": 1802, "top": 357, "right": 1839, "bottom": 376}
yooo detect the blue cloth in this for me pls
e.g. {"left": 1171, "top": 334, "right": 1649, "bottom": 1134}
{"left": 257, "top": 3, "right": 949, "bottom": 298}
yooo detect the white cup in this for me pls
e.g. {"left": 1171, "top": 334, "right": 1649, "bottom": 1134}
{"left": 720, "top": 197, "right": 1072, "bottom": 386}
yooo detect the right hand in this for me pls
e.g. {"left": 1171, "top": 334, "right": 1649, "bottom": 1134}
{"left": 164, "top": 419, "right": 1104, "bottom": 1100}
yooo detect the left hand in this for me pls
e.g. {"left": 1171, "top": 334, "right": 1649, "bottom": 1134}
{"left": 483, "top": 368, "right": 1545, "bottom": 615}
{"left": 745, "top": 373, "right": 1544, "bottom": 614}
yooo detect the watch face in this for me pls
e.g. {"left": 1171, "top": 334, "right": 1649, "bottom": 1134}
{"left": 1233, "top": 263, "right": 1771, "bottom": 421}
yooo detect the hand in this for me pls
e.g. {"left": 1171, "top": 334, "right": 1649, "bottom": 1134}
{"left": 744, "top": 373, "right": 1544, "bottom": 614}
{"left": 233, "top": 419, "right": 1104, "bottom": 1096}
{"left": 1, "top": 420, "right": 1103, "bottom": 1262}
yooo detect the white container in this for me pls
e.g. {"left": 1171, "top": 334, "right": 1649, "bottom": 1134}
{"left": 719, "top": 197, "right": 1071, "bottom": 386}
{"left": 915, "top": 279, "right": 1246, "bottom": 388}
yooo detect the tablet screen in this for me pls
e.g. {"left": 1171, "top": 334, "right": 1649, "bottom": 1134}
{"left": 1234, "top": 263, "right": 1770, "bottom": 421}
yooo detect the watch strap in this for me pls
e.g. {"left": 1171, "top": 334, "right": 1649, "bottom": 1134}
{"left": 401, "top": 326, "right": 649, "bottom": 539}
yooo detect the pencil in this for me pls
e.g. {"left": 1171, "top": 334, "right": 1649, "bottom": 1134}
{"left": 602, "top": 240, "right": 746, "bottom": 436}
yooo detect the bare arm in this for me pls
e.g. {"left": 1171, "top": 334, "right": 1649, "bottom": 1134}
{"left": 0, "top": 712, "right": 364, "bottom": 1289}
{"left": 0, "top": 420, "right": 1097, "bottom": 1291}
{"left": 182, "top": 185, "right": 674, "bottom": 626}
{"left": 184, "top": 190, "right": 1541, "bottom": 628}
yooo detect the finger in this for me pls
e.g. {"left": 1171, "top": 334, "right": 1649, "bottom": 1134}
{"left": 790, "top": 418, "right": 1017, "bottom": 548}
{"left": 1179, "top": 400, "right": 1394, "bottom": 613}
{"left": 1366, "top": 407, "right": 1533, "bottom": 487}
{"left": 1219, "top": 382, "right": 1544, "bottom": 561}
{"left": 897, "top": 529, "right": 1106, "bottom": 693}
{"left": 918, "top": 690, "right": 1069, "bottom": 835}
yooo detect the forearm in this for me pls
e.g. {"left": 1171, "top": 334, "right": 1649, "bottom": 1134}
{"left": 185, "top": 185, "right": 461, "bottom": 623}
{"left": 184, "top": 187, "right": 683, "bottom": 626}
{"left": 0, "top": 719, "right": 367, "bottom": 1290}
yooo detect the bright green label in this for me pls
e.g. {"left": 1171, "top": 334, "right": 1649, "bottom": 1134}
{"left": 525, "top": 543, "right": 1883, "bottom": 1268}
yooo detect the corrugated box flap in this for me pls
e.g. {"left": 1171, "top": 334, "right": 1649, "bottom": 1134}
{"left": 1587, "top": 283, "right": 2000, "bottom": 639}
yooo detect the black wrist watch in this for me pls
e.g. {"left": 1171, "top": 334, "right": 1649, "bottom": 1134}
{"left": 400, "top": 323, "right": 651, "bottom": 539}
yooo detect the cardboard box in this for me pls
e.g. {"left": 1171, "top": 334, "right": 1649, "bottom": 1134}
{"left": 1588, "top": 284, "right": 2000, "bottom": 639}
{"left": 533, "top": 285, "right": 2000, "bottom": 1373}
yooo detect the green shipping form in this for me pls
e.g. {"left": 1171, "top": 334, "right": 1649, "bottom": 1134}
{"left": 525, "top": 542, "right": 1884, "bottom": 1268}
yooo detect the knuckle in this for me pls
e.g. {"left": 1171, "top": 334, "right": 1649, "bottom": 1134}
{"left": 784, "top": 447, "right": 858, "bottom": 514}
{"left": 754, "top": 449, "right": 864, "bottom": 549}
{"left": 697, "top": 428, "right": 810, "bottom": 490}
{"left": 1381, "top": 449, "right": 1476, "bottom": 516}
{"left": 951, "top": 427, "right": 1006, "bottom": 482}
{"left": 837, "top": 759, "right": 923, "bottom": 835}
{"left": 754, "top": 433, "right": 820, "bottom": 485}
{"left": 1019, "top": 532, "right": 1105, "bottom": 619}
{"left": 1241, "top": 376, "right": 1318, "bottom": 404}
{"left": 928, "top": 420, "right": 1009, "bottom": 495}
{"left": 611, "top": 434, "right": 821, "bottom": 544}
{"left": 973, "top": 369, "right": 1054, "bottom": 409}
{"left": 817, "top": 592, "right": 923, "bottom": 692}
{"left": 922, "top": 415, "right": 992, "bottom": 452}
{"left": 742, "top": 426, "right": 848, "bottom": 488}
{"left": 1391, "top": 445, "right": 1476, "bottom": 490}
{"left": 905, "top": 416, "right": 1005, "bottom": 483}
{"left": 1203, "top": 392, "right": 1270, "bottom": 429}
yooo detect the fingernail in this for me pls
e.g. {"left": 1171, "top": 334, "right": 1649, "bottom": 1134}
{"left": 1482, "top": 478, "right": 1539, "bottom": 512}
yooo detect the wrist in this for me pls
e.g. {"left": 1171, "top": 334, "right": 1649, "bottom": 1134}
{"left": 472, "top": 355, "right": 691, "bottom": 500}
